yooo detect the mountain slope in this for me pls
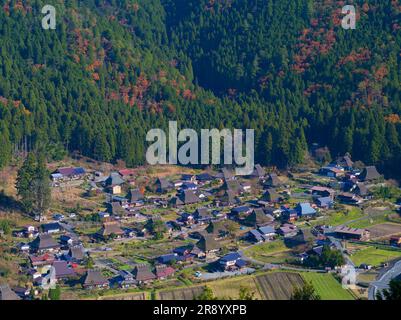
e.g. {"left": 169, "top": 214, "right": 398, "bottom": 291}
{"left": 0, "top": 0, "right": 400, "bottom": 178}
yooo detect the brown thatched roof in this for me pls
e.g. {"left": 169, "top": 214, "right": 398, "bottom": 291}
{"left": 196, "top": 235, "right": 222, "bottom": 252}
{"left": 359, "top": 166, "right": 381, "bottom": 182}
{"left": 98, "top": 221, "right": 124, "bottom": 237}
{"left": 84, "top": 270, "right": 108, "bottom": 287}
{"left": 245, "top": 208, "right": 274, "bottom": 227}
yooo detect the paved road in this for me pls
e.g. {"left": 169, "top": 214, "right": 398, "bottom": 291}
{"left": 368, "top": 259, "right": 401, "bottom": 300}
{"left": 328, "top": 236, "right": 355, "bottom": 267}
{"left": 199, "top": 268, "right": 256, "bottom": 281}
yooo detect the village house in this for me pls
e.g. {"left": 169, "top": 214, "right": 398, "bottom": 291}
{"left": 223, "top": 179, "right": 244, "bottom": 196}
{"left": 53, "top": 260, "right": 76, "bottom": 280}
{"left": 170, "top": 190, "right": 201, "bottom": 207}
{"left": 65, "top": 245, "right": 86, "bottom": 262}
{"left": 283, "top": 208, "right": 298, "bottom": 222}
{"left": 181, "top": 181, "right": 198, "bottom": 191}
{"left": 155, "top": 178, "right": 174, "bottom": 193}
{"left": 50, "top": 167, "right": 86, "bottom": 183}
{"left": 118, "top": 169, "right": 135, "bottom": 183}
{"left": 264, "top": 173, "right": 283, "bottom": 188}
{"left": 128, "top": 188, "right": 145, "bottom": 206}
{"left": 219, "top": 252, "right": 247, "bottom": 271}
{"left": 332, "top": 154, "right": 354, "bottom": 171}
{"left": 244, "top": 208, "right": 274, "bottom": 228}
{"left": 333, "top": 226, "right": 370, "bottom": 241}
{"left": 193, "top": 208, "right": 213, "bottom": 225}
{"left": 359, "top": 166, "right": 382, "bottom": 182}
{"left": 319, "top": 166, "right": 344, "bottom": 178}
{"left": 155, "top": 265, "right": 175, "bottom": 280}
{"left": 248, "top": 226, "right": 276, "bottom": 243}
{"left": 277, "top": 224, "right": 298, "bottom": 238}
{"left": 83, "top": 270, "right": 109, "bottom": 290}
{"left": 295, "top": 203, "right": 317, "bottom": 218}
{"left": 196, "top": 173, "right": 215, "bottom": 184}
{"left": 133, "top": 264, "right": 156, "bottom": 284}
{"left": 316, "top": 196, "right": 334, "bottom": 209}
{"left": 96, "top": 221, "right": 125, "bottom": 241}
{"left": 41, "top": 222, "right": 62, "bottom": 234}
{"left": 107, "top": 201, "right": 126, "bottom": 216}
{"left": 181, "top": 174, "right": 197, "bottom": 182}
{"left": 60, "top": 234, "right": 75, "bottom": 247}
{"left": 217, "top": 190, "right": 239, "bottom": 206}
{"left": 205, "top": 221, "right": 230, "bottom": 240}
{"left": 230, "top": 206, "right": 252, "bottom": 220}
{"left": 29, "top": 253, "right": 55, "bottom": 270}
{"left": 336, "top": 192, "right": 363, "bottom": 205}
{"left": 353, "top": 183, "right": 370, "bottom": 198}
{"left": 30, "top": 234, "right": 60, "bottom": 254}
{"left": 196, "top": 234, "right": 222, "bottom": 258}
{"left": 261, "top": 189, "right": 283, "bottom": 203}
{"left": 311, "top": 186, "right": 335, "bottom": 198}
{"left": 157, "top": 253, "right": 182, "bottom": 264}
{"left": 115, "top": 270, "right": 137, "bottom": 289}
{"left": 104, "top": 172, "right": 125, "bottom": 194}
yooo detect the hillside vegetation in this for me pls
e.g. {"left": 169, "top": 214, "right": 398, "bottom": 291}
{"left": 0, "top": 0, "right": 400, "bottom": 178}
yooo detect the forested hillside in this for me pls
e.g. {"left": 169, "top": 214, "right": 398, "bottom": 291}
{"left": 0, "top": 0, "right": 400, "bottom": 178}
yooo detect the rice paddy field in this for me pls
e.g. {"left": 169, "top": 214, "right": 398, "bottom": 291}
{"left": 157, "top": 286, "right": 205, "bottom": 300}
{"left": 301, "top": 273, "right": 354, "bottom": 300}
{"left": 208, "top": 276, "right": 263, "bottom": 300}
{"left": 350, "top": 246, "right": 401, "bottom": 267}
{"left": 121, "top": 270, "right": 355, "bottom": 300}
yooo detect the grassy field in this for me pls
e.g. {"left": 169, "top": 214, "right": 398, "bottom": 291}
{"left": 244, "top": 240, "right": 294, "bottom": 263}
{"left": 154, "top": 271, "right": 354, "bottom": 300}
{"left": 322, "top": 208, "right": 365, "bottom": 227}
{"left": 209, "top": 276, "right": 263, "bottom": 300}
{"left": 301, "top": 273, "right": 354, "bottom": 300}
{"left": 350, "top": 246, "right": 401, "bottom": 267}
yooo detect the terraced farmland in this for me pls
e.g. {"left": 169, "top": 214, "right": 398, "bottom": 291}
{"left": 255, "top": 272, "right": 304, "bottom": 300}
{"left": 301, "top": 273, "right": 354, "bottom": 300}
{"left": 158, "top": 286, "right": 205, "bottom": 300}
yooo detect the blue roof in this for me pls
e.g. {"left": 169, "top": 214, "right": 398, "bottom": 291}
{"left": 249, "top": 229, "right": 263, "bottom": 241}
{"left": 296, "top": 203, "right": 317, "bottom": 216}
{"left": 173, "top": 246, "right": 191, "bottom": 255}
{"left": 42, "top": 223, "right": 61, "bottom": 231}
{"left": 74, "top": 167, "right": 86, "bottom": 175}
{"left": 317, "top": 197, "right": 333, "bottom": 205}
{"left": 258, "top": 226, "right": 275, "bottom": 235}
{"left": 182, "top": 182, "right": 198, "bottom": 188}
{"left": 232, "top": 206, "right": 250, "bottom": 214}
{"left": 220, "top": 252, "right": 241, "bottom": 263}
{"left": 235, "top": 259, "right": 247, "bottom": 268}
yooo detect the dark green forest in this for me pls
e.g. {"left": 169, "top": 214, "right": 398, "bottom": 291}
{"left": 0, "top": 0, "right": 400, "bottom": 177}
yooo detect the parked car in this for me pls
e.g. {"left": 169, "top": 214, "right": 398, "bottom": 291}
{"left": 53, "top": 213, "right": 65, "bottom": 221}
